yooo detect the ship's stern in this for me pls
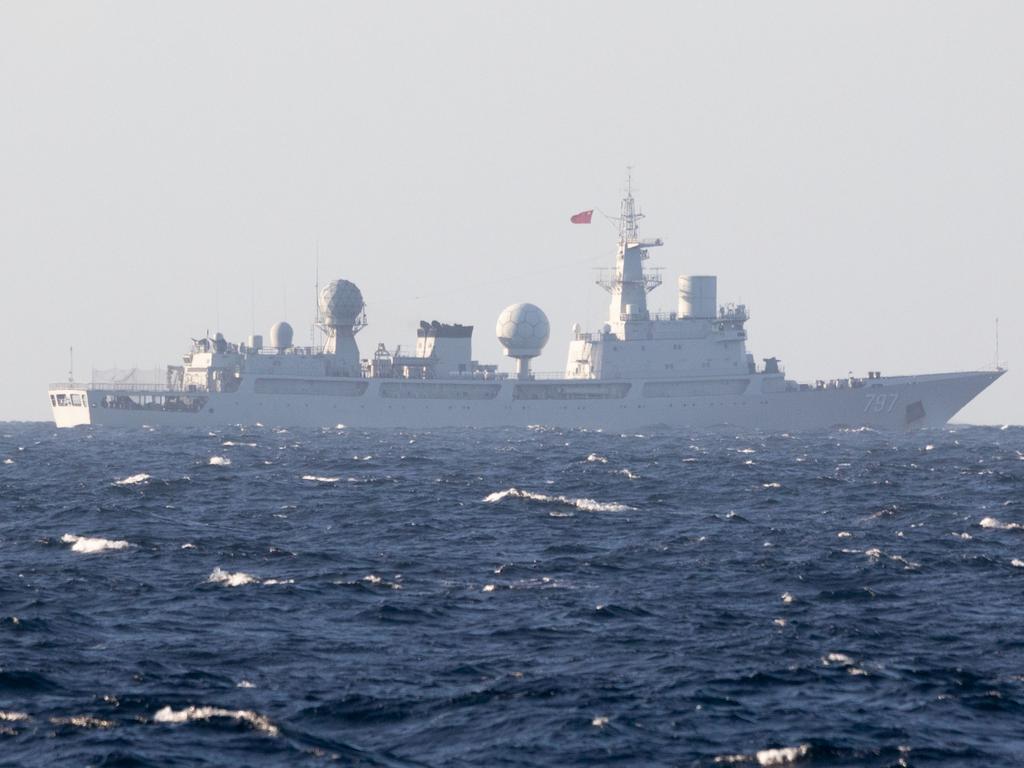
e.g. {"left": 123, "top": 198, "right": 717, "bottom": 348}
{"left": 49, "top": 386, "right": 93, "bottom": 427}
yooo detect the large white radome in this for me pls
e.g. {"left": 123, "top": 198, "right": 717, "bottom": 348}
{"left": 319, "top": 280, "right": 364, "bottom": 327}
{"left": 496, "top": 303, "right": 550, "bottom": 358}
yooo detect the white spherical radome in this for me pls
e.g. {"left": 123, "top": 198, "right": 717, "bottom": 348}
{"left": 269, "top": 321, "right": 294, "bottom": 349}
{"left": 319, "top": 280, "right": 364, "bottom": 326}
{"left": 495, "top": 302, "right": 550, "bottom": 358}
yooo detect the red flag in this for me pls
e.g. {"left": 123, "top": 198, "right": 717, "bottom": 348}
{"left": 570, "top": 209, "right": 593, "bottom": 224}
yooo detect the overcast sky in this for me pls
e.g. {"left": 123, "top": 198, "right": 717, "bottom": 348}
{"left": 1, "top": 1, "right": 1020, "bottom": 424}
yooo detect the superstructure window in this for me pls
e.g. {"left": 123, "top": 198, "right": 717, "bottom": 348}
{"left": 49, "top": 395, "right": 56, "bottom": 406}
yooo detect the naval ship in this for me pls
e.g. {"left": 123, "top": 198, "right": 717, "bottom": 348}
{"left": 49, "top": 185, "right": 1003, "bottom": 430}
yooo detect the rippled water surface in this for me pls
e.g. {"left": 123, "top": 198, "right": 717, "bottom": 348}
{"left": 2, "top": 423, "right": 1024, "bottom": 766}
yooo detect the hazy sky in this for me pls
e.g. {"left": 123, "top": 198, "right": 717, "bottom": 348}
{"left": 1, "top": 1, "right": 1020, "bottom": 423}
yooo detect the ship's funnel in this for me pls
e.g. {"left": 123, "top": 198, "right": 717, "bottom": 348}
{"left": 678, "top": 275, "right": 717, "bottom": 319}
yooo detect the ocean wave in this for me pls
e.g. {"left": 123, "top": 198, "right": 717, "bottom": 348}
{"left": 208, "top": 456, "right": 232, "bottom": 466}
{"left": 49, "top": 715, "right": 115, "bottom": 728}
{"left": 152, "top": 705, "right": 279, "bottom": 737}
{"left": 483, "top": 487, "right": 632, "bottom": 513}
{"left": 0, "top": 711, "right": 29, "bottom": 722}
{"left": 61, "top": 534, "right": 130, "bottom": 554}
{"left": 980, "top": 516, "right": 1024, "bottom": 531}
{"left": 714, "top": 744, "right": 811, "bottom": 766}
{"left": 115, "top": 473, "right": 151, "bottom": 486}
{"left": 586, "top": 453, "right": 608, "bottom": 463}
{"left": 208, "top": 567, "right": 257, "bottom": 587}
{"left": 302, "top": 475, "right": 341, "bottom": 483}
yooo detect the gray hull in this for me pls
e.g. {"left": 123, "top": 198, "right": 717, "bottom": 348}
{"left": 50, "top": 370, "right": 1003, "bottom": 431}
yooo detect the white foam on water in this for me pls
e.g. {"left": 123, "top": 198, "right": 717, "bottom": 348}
{"left": 586, "top": 453, "right": 608, "bottom": 463}
{"left": 115, "top": 473, "right": 151, "bottom": 486}
{"left": 762, "top": 482, "right": 782, "bottom": 489}
{"left": 980, "top": 516, "right": 1024, "bottom": 531}
{"left": 822, "top": 652, "right": 855, "bottom": 667}
{"left": 773, "top": 618, "right": 787, "bottom": 627}
{"left": 482, "top": 584, "right": 496, "bottom": 592}
{"left": 237, "top": 680, "right": 255, "bottom": 688}
{"left": 925, "top": 444, "right": 935, "bottom": 451}
{"left": 483, "top": 487, "right": 632, "bottom": 513}
{"left": 865, "top": 547, "right": 883, "bottom": 558}
{"left": 591, "top": 715, "right": 609, "bottom": 727}
{"left": 1012, "top": 559, "right": 1024, "bottom": 568}
{"left": 3, "top": 458, "right": 13, "bottom": 465}
{"left": 153, "top": 705, "right": 279, "bottom": 737}
{"left": 0, "top": 711, "right": 29, "bottom": 721}
{"left": 952, "top": 532, "right": 973, "bottom": 540}
{"left": 780, "top": 592, "right": 795, "bottom": 604}
{"left": 181, "top": 543, "right": 196, "bottom": 549}
{"left": 837, "top": 531, "right": 852, "bottom": 538}
{"left": 208, "top": 567, "right": 257, "bottom": 587}
{"left": 49, "top": 715, "right": 114, "bottom": 728}
{"left": 617, "top": 468, "right": 639, "bottom": 480}
{"left": 302, "top": 475, "right": 341, "bottom": 483}
{"left": 756, "top": 744, "right": 811, "bottom": 765}
{"left": 363, "top": 574, "right": 382, "bottom": 584}
{"left": 737, "top": 448, "right": 756, "bottom": 454}
{"left": 208, "top": 456, "right": 231, "bottom": 466}
{"left": 262, "top": 578, "right": 294, "bottom": 586}
{"left": 222, "top": 441, "right": 257, "bottom": 447}
{"left": 61, "top": 534, "right": 130, "bottom": 554}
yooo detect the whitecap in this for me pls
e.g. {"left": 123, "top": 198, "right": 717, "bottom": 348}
{"left": 482, "top": 584, "right": 496, "bottom": 592}
{"left": 0, "top": 711, "right": 29, "bottom": 722}
{"left": 780, "top": 592, "right": 795, "bottom": 604}
{"left": 591, "top": 715, "right": 609, "bottom": 727}
{"left": 756, "top": 744, "right": 811, "bottom": 765}
{"left": 773, "top": 618, "right": 787, "bottom": 627}
{"left": 586, "top": 453, "right": 608, "bottom": 463}
{"left": 208, "top": 567, "right": 257, "bottom": 587}
{"left": 262, "top": 578, "right": 294, "bottom": 586}
{"left": 237, "top": 680, "right": 255, "bottom": 688}
{"left": 483, "top": 487, "right": 631, "bottom": 513}
{"left": 222, "top": 441, "right": 257, "bottom": 447}
{"left": 837, "top": 531, "right": 852, "bottom": 538}
{"left": 181, "top": 543, "right": 196, "bottom": 549}
{"left": 61, "top": 534, "right": 130, "bottom": 554}
{"left": 762, "top": 482, "right": 782, "bottom": 489}
{"left": 208, "top": 456, "right": 231, "bottom": 466}
{"left": 822, "top": 652, "right": 854, "bottom": 667}
{"left": 1012, "top": 559, "right": 1024, "bottom": 568}
{"left": 2, "top": 458, "right": 13, "bottom": 465}
{"left": 302, "top": 475, "right": 341, "bottom": 483}
{"left": 115, "top": 473, "right": 150, "bottom": 486}
{"left": 49, "top": 715, "right": 114, "bottom": 728}
{"left": 153, "top": 705, "right": 278, "bottom": 737}
{"left": 980, "top": 516, "right": 1024, "bottom": 531}
{"left": 617, "top": 468, "right": 639, "bottom": 480}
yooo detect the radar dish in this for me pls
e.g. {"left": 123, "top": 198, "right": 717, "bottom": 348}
{"left": 495, "top": 303, "right": 550, "bottom": 358}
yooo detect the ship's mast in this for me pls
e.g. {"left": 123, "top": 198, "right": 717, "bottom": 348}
{"left": 597, "top": 170, "right": 663, "bottom": 325}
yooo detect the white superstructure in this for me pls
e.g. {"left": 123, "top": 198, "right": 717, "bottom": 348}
{"left": 49, "top": 182, "right": 1004, "bottom": 430}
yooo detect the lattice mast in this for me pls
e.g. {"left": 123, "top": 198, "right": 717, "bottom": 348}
{"left": 597, "top": 171, "right": 663, "bottom": 323}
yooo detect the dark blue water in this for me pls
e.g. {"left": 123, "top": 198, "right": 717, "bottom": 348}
{"left": 2, "top": 423, "right": 1023, "bottom": 766}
